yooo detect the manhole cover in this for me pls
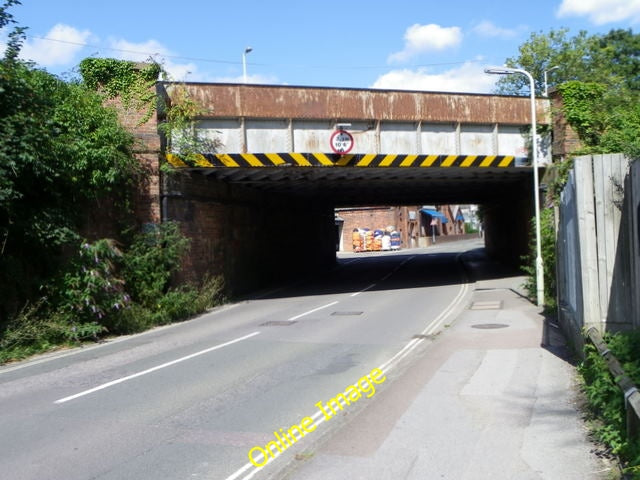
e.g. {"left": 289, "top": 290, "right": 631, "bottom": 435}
{"left": 471, "top": 323, "right": 509, "bottom": 329}
{"left": 331, "top": 311, "right": 363, "bottom": 316}
{"left": 260, "top": 320, "right": 297, "bottom": 326}
{"left": 469, "top": 301, "right": 503, "bottom": 310}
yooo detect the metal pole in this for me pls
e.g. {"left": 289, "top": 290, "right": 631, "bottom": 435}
{"left": 544, "top": 70, "right": 549, "bottom": 97}
{"left": 525, "top": 69, "right": 545, "bottom": 308}
{"left": 543, "top": 66, "right": 559, "bottom": 97}
{"left": 485, "top": 67, "right": 545, "bottom": 307}
{"left": 242, "top": 47, "right": 252, "bottom": 83}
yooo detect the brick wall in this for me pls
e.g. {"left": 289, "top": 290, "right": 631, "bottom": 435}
{"left": 106, "top": 91, "right": 162, "bottom": 226}
{"left": 340, "top": 207, "right": 399, "bottom": 234}
{"left": 79, "top": 86, "right": 161, "bottom": 241}
{"left": 550, "top": 88, "right": 583, "bottom": 160}
{"left": 337, "top": 206, "right": 428, "bottom": 251}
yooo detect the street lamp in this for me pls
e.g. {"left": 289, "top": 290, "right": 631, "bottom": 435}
{"left": 485, "top": 66, "right": 545, "bottom": 307}
{"left": 242, "top": 47, "right": 253, "bottom": 83}
{"left": 543, "top": 65, "right": 559, "bottom": 96}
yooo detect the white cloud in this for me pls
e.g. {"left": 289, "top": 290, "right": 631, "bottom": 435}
{"left": 472, "top": 20, "right": 524, "bottom": 38}
{"left": 19, "top": 24, "right": 93, "bottom": 66}
{"left": 371, "top": 62, "right": 496, "bottom": 94}
{"left": 388, "top": 24, "right": 462, "bottom": 64}
{"left": 557, "top": 0, "right": 640, "bottom": 24}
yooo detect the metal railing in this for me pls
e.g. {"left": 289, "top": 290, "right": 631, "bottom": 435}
{"left": 586, "top": 326, "right": 640, "bottom": 440}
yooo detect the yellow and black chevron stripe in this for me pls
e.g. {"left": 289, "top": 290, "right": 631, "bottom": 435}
{"left": 166, "top": 153, "right": 517, "bottom": 168}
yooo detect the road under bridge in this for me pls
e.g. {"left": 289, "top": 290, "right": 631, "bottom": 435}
{"left": 134, "top": 83, "right": 551, "bottom": 293}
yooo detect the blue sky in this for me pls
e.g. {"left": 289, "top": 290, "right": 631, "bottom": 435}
{"left": 4, "top": 0, "right": 640, "bottom": 93}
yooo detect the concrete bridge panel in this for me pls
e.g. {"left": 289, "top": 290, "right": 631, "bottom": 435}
{"left": 339, "top": 121, "right": 377, "bottom": 153}
{"left": 460, "top": 124, "right": 495, "bottom": 155}
{"left": 246, "top": 119, "right": 290, "bottom": 152}
{"left": 421, "top": 123, "right": 457, "bottom": 154}
{"left": 380, "top": 122, "right": 418, "bottom": 154}
{"left": 498, "top": 125, "right": 527, "bottom": 156}
{"left": 199, "top": 119, "right": 242, "bottom": 152}
{"left": 194, "top": 118, "right": 541, "bottom": 160}
{"left": 292, "top": 120, "right": 332, "bottom": 152}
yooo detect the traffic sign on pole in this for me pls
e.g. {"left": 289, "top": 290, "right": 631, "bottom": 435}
{"left": 330, "top": 130, "right": 354, "bottom": 154}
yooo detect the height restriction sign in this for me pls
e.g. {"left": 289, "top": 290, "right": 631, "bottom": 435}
{"left": 330, "top": 130, "right": 354, "bottom": 154}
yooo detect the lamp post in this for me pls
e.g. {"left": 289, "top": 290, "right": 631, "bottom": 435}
{"left": 543, "top": 65, "right": 559, "bottom": 96}
{"left": 485, "top": 66, "right": 545, "bottom": 307}
{"left": 242, "top": 47, "right": 253, "bottom": 83}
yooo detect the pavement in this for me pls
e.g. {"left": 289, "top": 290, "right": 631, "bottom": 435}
{"left": 283, "top": 248, "right": 614, "bottom": 480}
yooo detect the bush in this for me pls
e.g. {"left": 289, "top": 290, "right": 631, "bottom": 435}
{"left": 121, "top": 222, "right": 190, "bottom": 307}
{"left": 102, "top": 303, "right": 154, "bottom": 336}
{"left": 579, "top": 331, "right": 640, "bottom": 477}
{"left": 54, "top": 239, "right": 130, "bottom": 324}
{"left": 463, "top": 223, "right": 479, "bottom": 234}
{"left": 0, "top": 223, "right": 225, "bottom": 364}
{"left": 0, "top": 301, "right": 104, "bottom": 364}
{"left": 193, "top": 275, "right": 226, "bottom": 312}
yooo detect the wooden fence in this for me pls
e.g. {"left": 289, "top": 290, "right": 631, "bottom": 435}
{"left": 557, "top": 154, "right": 640, "bottom": 348}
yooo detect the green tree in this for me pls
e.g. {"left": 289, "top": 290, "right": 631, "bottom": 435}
{"left": 597, "top": 29, "right": 640, "bottom": 91}
{"left": 0, "top": 0, "right": 24, "bottom": 62}
{"left": 0, "top": 2, "right": 139, "bottom": 323}
{"left": 495, "top": 28, "right": 640, "bottom": 96}
{"left": 496, "top": 28, "right": 598, "bottom": 96}
{"left": 496, "top": 27, "right": 640, "bottom": 158}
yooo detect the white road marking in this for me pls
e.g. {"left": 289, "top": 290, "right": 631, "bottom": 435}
{"left": 350, "top": 255, "right": 414, "bottom": 297}
{"left": 225, "top": 255, "right": 471, "bottom": 480}
{"left": 350, "top": 283, "right": 376, "bottom": 297}
{"left": 379, "top": 280, "right": 470, "bottom": 372}
{"left": 0, "top": 303, "right": 242, "bottom": 376}
{"left": 53, "top": 331, "right": 261, "bottom": 404}
{"left": 288, "top": 301, "right": 339, "bottom": 321}
{"left": 225, "top": 408, "right": 328, "bottom": 480}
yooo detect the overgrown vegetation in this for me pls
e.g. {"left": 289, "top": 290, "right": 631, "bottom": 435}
{"left": 0, "top": 222, "right": 225, "bottom": 364}
{"left": 497, "top": 27, "right": 640, "bottom": 159}
{"left": 79, "top": 57, "right": 161, "bottom": 112}
{"left": 557, "top": 81, "right": 640, "bottom": 158}
{"left": 0, "top": 1, "right": 225, "bottom": 364}
{"left": 579, "top": 332, "right": 640, "bottom": 478}
{"left": 520, "top": 207, "right": 556, "bottom": 311}
{"left": 159, "top": 83, "right": 223, "bottom": 166}
{"left": 1, "top": 6, "right": 139, "bottom": 324}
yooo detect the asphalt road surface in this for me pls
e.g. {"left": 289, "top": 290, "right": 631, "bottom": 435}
{"left": 0, "top": 240, "right": 479, "bottom": 480}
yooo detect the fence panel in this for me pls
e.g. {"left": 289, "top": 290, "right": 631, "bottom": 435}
{"left": 632, "top": 161, "right": 640, "bottom": 328}
{"left": 593, "top": 154, "right": 631, "bottom": 328}
{"left": 557, "top": 168, "right": 582, "bottom": 338}
{"left": 557, "top": 155, "right": 639, "bottom": 346}
{"left": 574, "top": 156, "right": 601, "bottom": 328}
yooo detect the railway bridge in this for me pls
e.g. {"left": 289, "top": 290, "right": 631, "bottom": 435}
{"left": 132, "top": 83, "right": 552, "bottom": 293}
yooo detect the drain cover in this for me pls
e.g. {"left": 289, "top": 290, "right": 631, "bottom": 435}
{"left": 260, "top": 320, "right": 297, "bottom": 326}
{"left": 469, "top": 301, "right": 503, "bottom": 310}
{"left": 471, "top": 323, "right": 509, "bottom": 329}
{"left": 331, "top": 311, "right": 363, "bottom": 316}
